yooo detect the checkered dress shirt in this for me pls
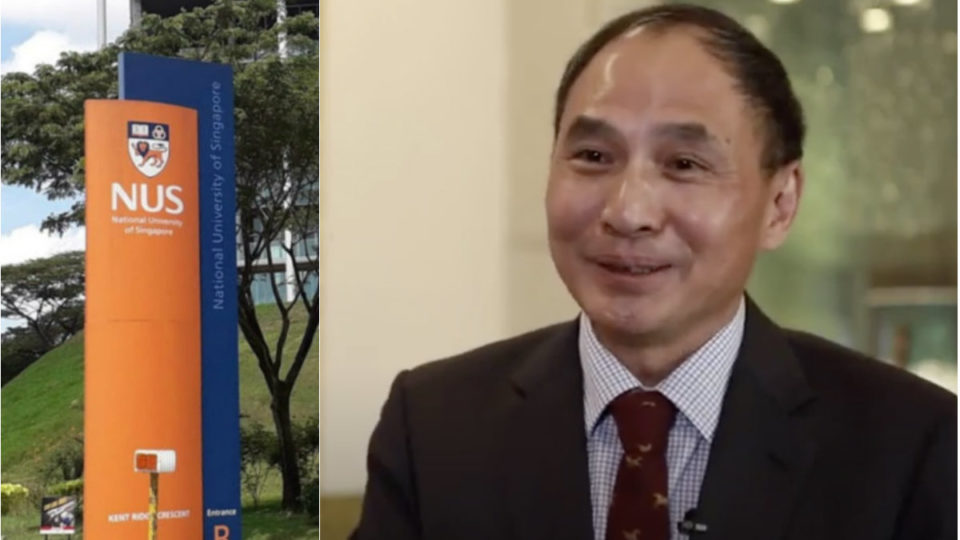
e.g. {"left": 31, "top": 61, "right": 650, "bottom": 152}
{"left": 579, "top": 297, "right": 745, "bottom": 540}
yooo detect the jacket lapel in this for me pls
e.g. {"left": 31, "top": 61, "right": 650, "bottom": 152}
{"left": 695, "top": 298, "right": 818, "bottom": 540}
{"left": 499, "top": 320, "right": 595, "bottom": 540}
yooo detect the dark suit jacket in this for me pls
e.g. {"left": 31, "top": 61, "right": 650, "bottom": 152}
{"left": 351, "top": 300, "right": 957, "bottom": 539}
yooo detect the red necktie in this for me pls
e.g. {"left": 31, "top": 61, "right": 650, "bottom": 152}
{"left": 605, "top": 390, "right": 677, "bottom": 540}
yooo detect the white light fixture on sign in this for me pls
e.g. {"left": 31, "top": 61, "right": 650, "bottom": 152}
{"left": 134, "top": 449, "right": 177, "bottom": 473}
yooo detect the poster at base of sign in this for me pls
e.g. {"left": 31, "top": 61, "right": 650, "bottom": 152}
{"left": 40, "top": 496, "right": 77, "bottom": 534}
{"left": 84, "top": 99, "right": 203, "bottom": 539}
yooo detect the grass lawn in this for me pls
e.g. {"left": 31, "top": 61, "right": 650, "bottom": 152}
{"left": 0, "top": 511, "right": 43, "bottom": 540}
{"left": 0, "top": 332, "right": 84, "bottom": 485}
{"left": 244, "top": 498, "right": 319, "bottom": 539}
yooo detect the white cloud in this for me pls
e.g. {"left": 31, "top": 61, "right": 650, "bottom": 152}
{"left": 2, "top": 0, "right": 130, "bottom": 43}
{"left": 0, "top": 30, "right": 95, "bottom": 74}
{"left": 1, "top": 0, "right": 131, "bottom": 74}
{"left": 0, "top": 224, "right": 85, "bottom": 266}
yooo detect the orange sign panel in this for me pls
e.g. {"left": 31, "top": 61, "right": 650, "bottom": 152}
{"left": 84, "top": 99, "right": 202, "bottom": 538}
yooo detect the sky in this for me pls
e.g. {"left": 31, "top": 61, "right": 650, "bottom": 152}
{"left": 1, "top": 0, "right": 131, "bottom": 330}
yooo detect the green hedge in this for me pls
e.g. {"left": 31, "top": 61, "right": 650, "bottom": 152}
{"left": 1, "top": 483, "right": 30, "bottom": 515}
{"left": 48, "top": 478, "right": 83, "bottom": 497}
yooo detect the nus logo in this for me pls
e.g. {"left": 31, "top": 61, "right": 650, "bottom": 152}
{"left": 111, "top": 183, "right": 184, "bottom": 214}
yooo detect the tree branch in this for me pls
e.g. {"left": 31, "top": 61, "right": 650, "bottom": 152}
{"left": 282, "top": 288, "right": 318, "bottom": 388}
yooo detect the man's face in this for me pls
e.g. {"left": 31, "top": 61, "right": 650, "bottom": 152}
{"left": 546, "top": 26, "right": 801, "bottom": 344}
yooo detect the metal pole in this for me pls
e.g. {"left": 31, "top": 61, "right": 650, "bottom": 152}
{"left": 148, "top": 472, "right": 158, "bottom": 540}
{"left": 97, "top": 0, "right": 107, "bottom": 48}
{"left": 130, "top": 0, "right": 143, "bottom": 27}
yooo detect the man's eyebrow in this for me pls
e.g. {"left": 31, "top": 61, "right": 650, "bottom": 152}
{"left": 561, "top": 115, "right": 623, "bottom": 143}
{"left": 652, "top": 122, "right": 723, "bottom": 147}
{"left": 562, "top": 117, "right": 724, "bottom": 149}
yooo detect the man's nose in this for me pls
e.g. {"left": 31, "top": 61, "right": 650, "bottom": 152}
{"left": 600, "top": 160, "right": 665, "bottom": 237}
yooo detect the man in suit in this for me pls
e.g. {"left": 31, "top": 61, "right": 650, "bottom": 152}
{"left": 352, "top": 4, "right": 956, "bottom": 539}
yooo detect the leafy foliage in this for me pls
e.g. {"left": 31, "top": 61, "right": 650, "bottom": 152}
{"left": 301, "top": 477, "right": 319, "bottom": 522}
{"left": 292, "top": 415, "right": 319, "bottom": 484}
{"left": 240, "top": 421, "right": 278, "bottom": 508}
{"left": 47, "top": 478, "right": 83, "bottom": 497}
{"left": 39, "top": 436, "right": 84, "bottom": 485}
{"left": 0, "top": 483, "right": 30, "bottom": 515}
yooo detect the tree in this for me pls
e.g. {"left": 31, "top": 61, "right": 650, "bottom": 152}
{"left": 1, "top": 251, "right": 85, "bottom": 344}
{"left": 1, "top": 251, "right": 85, "bottom": 385}
{"left": 0, "top": 0, "right": 319, "bottom": 510}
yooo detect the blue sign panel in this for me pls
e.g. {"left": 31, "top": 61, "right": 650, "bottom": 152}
{"left": 119, "top": 52, "right": 241, "bottom": 540}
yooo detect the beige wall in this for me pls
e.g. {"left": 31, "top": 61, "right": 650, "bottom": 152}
{"left": 503, "top": 1, "right": 586, "bottom": 334}
{"left": 321, "top": 0, "right": 513, "bottom": 495}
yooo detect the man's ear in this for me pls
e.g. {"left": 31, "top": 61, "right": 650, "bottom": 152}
{"left": 759, "top": 160, "right": 803, "bottom": 251}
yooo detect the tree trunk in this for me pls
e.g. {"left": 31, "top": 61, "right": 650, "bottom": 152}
{"left": 271, "top": 384, "right": 302, "bottom": 510}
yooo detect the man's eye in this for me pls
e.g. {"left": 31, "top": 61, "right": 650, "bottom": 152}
{"left": 571, "top": 149, "right": 611, "bottom": 164}
{"left": 666, "top": 157, "right": 706, "bottom": 173}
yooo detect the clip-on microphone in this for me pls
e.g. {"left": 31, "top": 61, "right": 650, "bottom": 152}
{"left": 677, "top": 508, "right": 708, "bottom": 536}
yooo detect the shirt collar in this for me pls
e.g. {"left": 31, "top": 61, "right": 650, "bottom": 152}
{"left": 579, "top": 296, "right": 745, "bottom": 442}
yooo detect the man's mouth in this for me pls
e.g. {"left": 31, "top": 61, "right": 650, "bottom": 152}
{"left": 595, "top": 261, "right": 672, "bottom": 276}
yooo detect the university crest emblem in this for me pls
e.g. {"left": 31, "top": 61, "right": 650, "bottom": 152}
{"left": 127, "top": 121, "right": 170, "bottom": 177}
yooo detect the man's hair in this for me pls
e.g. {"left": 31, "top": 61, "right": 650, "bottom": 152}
{"left": 553, "top": 3, "right": 805, "bottom": 173}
